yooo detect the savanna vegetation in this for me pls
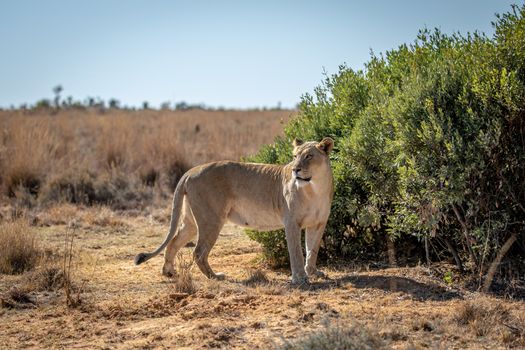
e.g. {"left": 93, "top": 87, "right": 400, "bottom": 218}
{"left": 0, "top": 108, "right": 292, "bottom": 212}
{"left": 248, "top": 5, "right": 525, "bottom": 295}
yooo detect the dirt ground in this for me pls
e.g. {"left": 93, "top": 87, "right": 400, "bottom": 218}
{"left": 1, "top": 206, "right": 524, "bottom": 349}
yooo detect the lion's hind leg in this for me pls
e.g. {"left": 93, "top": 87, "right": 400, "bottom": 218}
{"left": 190, "top": 207, "right": 227, "bottom": 280}
{"left": 183, "top": 180, "right": 229, "bottom": 280}
{"left": 162, "top": 200, "right": 197, "bottom": 277}
{"left": 192, "top": 218, "right": 226, "bottom": 280}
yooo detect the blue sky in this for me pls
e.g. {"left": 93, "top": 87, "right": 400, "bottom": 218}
{"left": 0, "top": 1, "right": 519, "bottom": 109}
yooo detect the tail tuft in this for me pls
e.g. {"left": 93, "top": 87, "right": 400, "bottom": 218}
{"left": 134, "top": 252, "right": 149, "bottom": 265}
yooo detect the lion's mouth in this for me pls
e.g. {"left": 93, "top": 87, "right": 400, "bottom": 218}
{"left": 296, "top": 176, "right": 312, "bottom": 182}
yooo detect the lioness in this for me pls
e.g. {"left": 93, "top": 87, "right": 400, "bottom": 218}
{"left": 135, "top": 137, "right": 334, "bottom": 284}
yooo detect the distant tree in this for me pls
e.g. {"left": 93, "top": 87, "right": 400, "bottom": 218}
{"left": 61, "top": 96, "right": 74, "bottom": 108}
{"left": 52, "top": 85, "right": 63, "bottom": 108}
{"left": 34, "top": 99, "right": 51, "bottom": 109}
{"left": 160, "top": 101, "right": 171, "bottom": 110}
{"left": 86, "top": 97, "right": 96, "bottom": 107}
{"left": 175, "top": 101, "right": 188, "bottom": 110}
{"left": 142, "top": 101, "right": 149, "bottom": 110}
{"left": 109, "top": 98, "right": 120, "bottom": 109}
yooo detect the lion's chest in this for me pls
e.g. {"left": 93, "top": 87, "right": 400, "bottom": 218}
{"left": 295, "top": 197, "right": 331, "bottom": 229}
{"left": 287, "top": 180, "right": 332, "bottom": 229}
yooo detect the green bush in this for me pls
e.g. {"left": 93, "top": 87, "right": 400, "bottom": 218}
{"left": 248, "top": 5, "right": 525, "bottom": 280}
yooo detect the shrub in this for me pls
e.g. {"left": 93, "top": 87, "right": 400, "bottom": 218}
{"left": 0, "top": 288, "right": 36, "bottom": 309}
{"left": 246, "top": 229, "right": 290, "bottom": 267}
{"left": 4, "top": 166, "right": 41, "bottom": 197}
{"left": 24, "top": 265, "right": 65, "bottom": 291}
{"left": 277, "top": 324, "right": 387, "bottom": 350}
{"left": 248, "top": 5, "right": 525, "bottom": 284}
{"left": 140, "top": 166, "right": 159, "bottom": 187}
{"left": 0, "top": 220, "right": 40, "bottom": 274}
{"left": 40, "top": 168, "right": 153, "bottom": 210}
{"left": 455, "top": 300, "right": 524, "bottom": 345}
{"left": 41, "top": 171, "right": 98, "bottom": 205}
{"left": 165, "top": 159, "right": 190, "bottom": 192}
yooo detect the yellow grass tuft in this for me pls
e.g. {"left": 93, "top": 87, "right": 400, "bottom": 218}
{"left": 0, "top": 219, "right": 40, "bottom": 274}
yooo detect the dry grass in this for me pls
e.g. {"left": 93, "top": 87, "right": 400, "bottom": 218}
{"left": 0, "top": 215, "right": 524, "bottom": 349}
{"left": 171, "top": 251, "right": 196, "bottom": 295}
{"left": 0, "top": 219, "right": 40, "bottom": 274}
{"left": 62, "top": 226, "right": 83, "bottom": 308}
{"left": 277, "top": 323, "right": 388, "bottom": 350}
{"left": 0, "top": 287, "right": 36, "bottom": 309}
{"left": 33, "top": 203, "right": 128, "bottom": 228}
{"left": 455, "top": 300, "right": 525, "bottom": 346}
{"left": 24, "top": 265, "right": 65, "bottom": 292}
{"left": 0, "top": 220, "right": 89, "bottom": 310}
{"left": 0, "top": 109, "right": 293, "bottom": 209}
{"left": 243, "top": 269, "right": 270, "bottom": 286}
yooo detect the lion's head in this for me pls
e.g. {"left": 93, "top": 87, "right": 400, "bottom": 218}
{"left": 291, "top": 137, "right": 334, "bottom": 187}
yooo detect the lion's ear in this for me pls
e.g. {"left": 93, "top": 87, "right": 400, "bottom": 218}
{"left": 292, "top": 138, "right": 304, "bottom": 148}
{"left": 317, "top": 137, "right": 334, "bottom": 154}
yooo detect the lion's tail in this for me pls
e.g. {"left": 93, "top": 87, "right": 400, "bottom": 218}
{"left": 134, "top": 173, "right": 189, "bottom": 266}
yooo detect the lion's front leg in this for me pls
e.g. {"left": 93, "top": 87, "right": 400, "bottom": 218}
{"left": 284, "top": 220, "right": 308, "bottom": 284}
{"left": 305, "top": 223, "right": 326, "bottom": 278}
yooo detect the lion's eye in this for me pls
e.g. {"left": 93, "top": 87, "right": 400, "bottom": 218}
{"left": 306, "top": 154, "right": 313, "bottom": 160}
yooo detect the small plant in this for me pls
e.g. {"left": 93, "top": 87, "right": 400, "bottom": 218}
{"left": 0, "top": 220, "right": 40, "bottom": 274}
{"left": 243, "top": 269, "right": 270, "bottom": 286}
{"left": 0, "top": 287, "right": 36, "bottom": 309}
{"left": 62, "top": 226, "right": 83, "bottom": 308}
{"left": 25, "top": 265, "right": 65, "bottom": 292}
{"left": 443, "top": 271, "right": 453, "bottom": 285}
{"left": 171, "top": 252, "right": 196, "bottom": 295}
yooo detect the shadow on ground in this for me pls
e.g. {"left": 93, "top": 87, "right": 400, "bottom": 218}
{"left": 311, "top": 274, "right": 463, "bottom": 301}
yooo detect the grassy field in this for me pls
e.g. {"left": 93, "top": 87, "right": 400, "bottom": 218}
{"left": 0, "top": 109, "right": 524, "bottom": 349}
{"left": 1, "top": 208, "right": 524, "bottom": 349}
{"left": 0, "top": 108, "right": 292, "bottom": 210}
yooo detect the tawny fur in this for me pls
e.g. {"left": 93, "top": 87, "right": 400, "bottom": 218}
{"left": 134, "top": 137, "right": 334, "bottom": 284}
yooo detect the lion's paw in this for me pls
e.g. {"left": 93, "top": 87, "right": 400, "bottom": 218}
{"left": 162, "top": 264, "right": 176, "bottom": 278}
{"left": 291, "top": 275, "right": 309, "bottom": 286}
{"left": 307, "top": 269, "right": 327, "bottom": 279}
{"left": 305, "top": 264, "right": 327, "bottom": 278}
